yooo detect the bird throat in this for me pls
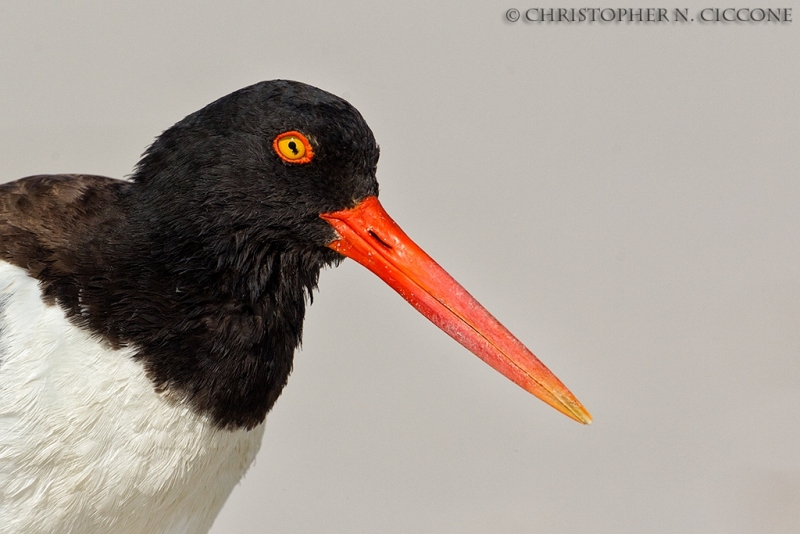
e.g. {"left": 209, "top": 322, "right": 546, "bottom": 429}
{"left": 108, "top": 239, "right": 332, "bottom": 430}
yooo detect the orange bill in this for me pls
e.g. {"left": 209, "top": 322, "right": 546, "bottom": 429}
{"left": 321, "top": 196, "right": 591, "bottom": 424}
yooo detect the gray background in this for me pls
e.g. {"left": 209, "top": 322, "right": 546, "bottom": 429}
{"left": 1, "top": 2, "right": 798, "bottom": 533}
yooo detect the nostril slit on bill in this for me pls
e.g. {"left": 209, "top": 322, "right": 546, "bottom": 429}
{"left": 368, "top": 230, "right": 393, "bottom": 249}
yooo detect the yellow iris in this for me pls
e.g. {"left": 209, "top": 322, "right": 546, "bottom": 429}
{"left": 273, "top": 131, "right": 313, "bottom": 163}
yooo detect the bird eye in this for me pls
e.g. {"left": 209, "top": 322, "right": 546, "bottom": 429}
{"left": 273, "top": 131, "right": 313, "bottom": 164}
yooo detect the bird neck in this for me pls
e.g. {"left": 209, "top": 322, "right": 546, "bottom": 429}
{"left": 67, "top": 183, "right": 336, "bottom": 430}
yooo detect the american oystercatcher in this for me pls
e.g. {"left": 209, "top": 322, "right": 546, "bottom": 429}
{"left": 0, "top": 80, "right": 590, "bottom": 534}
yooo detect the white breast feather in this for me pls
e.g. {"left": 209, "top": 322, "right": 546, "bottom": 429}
{"left": 0, "top": 261, "right": 265, "bottom": 534}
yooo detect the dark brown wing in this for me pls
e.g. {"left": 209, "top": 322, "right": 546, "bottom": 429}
{"left": 0, "top": 174, "right": 126, "bottom": 279}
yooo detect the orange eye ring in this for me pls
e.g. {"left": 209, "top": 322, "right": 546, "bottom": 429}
{"left": 273, "top": 131, "right": 313, "bottom": 164}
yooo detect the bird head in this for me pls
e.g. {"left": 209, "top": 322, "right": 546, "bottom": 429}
{"left": 131, "top": 80, "right": 591, "bottom": 425}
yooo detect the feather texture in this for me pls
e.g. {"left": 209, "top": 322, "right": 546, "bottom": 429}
{"left": 0, "top": 261, "right": 264, "bottom": 534}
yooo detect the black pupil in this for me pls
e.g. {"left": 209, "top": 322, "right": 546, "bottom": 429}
{"left": 287, "top": 140, "right": 299, "bottom": 155}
